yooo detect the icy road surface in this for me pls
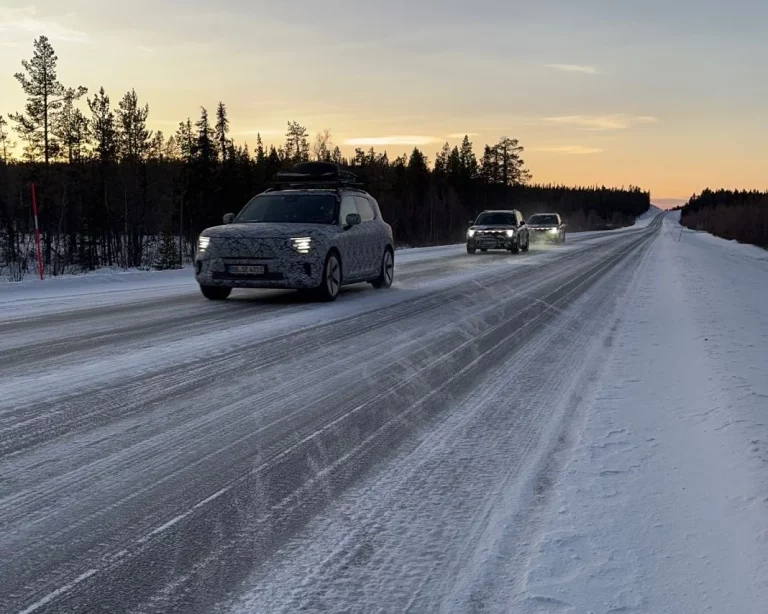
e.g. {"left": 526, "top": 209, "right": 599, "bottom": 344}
{"left": 2, "top": 211, "right": 766, "bottom": 613}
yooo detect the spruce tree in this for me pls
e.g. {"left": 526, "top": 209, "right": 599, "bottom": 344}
{"left": 88, "top": 87, "right": 118, "bottom": 165}
{"left": 10, "top": 36, "right": 87, "bottom": 163}
{"left": 255, "top": 133, "right": 265, "bottom": 166}
{"left": 459, "top": 135, "right": 478, "bottom": 180}
{"left": 214, "top": 102, "right": 230, "bottom": 162}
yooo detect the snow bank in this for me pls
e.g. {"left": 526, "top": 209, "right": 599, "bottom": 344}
{"left": 516, "top": 214, "right": 768, "bottom": 612}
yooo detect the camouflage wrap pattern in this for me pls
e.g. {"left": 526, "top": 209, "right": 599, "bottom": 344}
{"left": 195, "top": 218, "right": 393, "bottom": 290}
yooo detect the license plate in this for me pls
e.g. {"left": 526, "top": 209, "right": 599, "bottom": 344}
{"left": 478, "top": 239, "right": 496, "bottom": 246}
{"left": 228, "top": 265, "right": 265, "bottom": 275}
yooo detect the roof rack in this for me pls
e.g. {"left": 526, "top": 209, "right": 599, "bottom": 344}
{"left": 273, "top": 162, "right": 363, "bottom": 190}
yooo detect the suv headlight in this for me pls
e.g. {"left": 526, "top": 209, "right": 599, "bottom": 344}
{"left": 290, "top": 237, "right": 312, "bottom": 254}
{"left": 468, "top": 229, "right": 476, "bottom": 238}
{"left": 549, "top": 228, "right": 559, "bottom": 234}
{"left": 505, "top": 229, "right": 515, "bottom": 237}
{"left": 198, "top": 236, "right": 210, "bottom": 252}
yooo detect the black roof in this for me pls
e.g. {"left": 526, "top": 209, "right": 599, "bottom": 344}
{"left": 273, "top": 162, "right": 363, "bottom": 190}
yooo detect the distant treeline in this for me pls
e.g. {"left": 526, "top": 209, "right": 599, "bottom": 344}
{"left": 0, "top": 36, "right": 650, "bottom": 279}
{"left": 681, "top": 189, "right": 768, "bottom": 248}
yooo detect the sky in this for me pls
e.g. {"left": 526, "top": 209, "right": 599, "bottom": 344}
{"left": 1, "top": 0, "right": 768, "bottom": 204}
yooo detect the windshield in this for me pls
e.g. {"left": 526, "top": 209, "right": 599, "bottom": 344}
{"left": 236, "top": 193, "right": 338, "bottom": 224}
{"left": 529, "top": 214, "right": 559, "bottom": 225}
{"left": 474, "top": 212, "right": 517, "bottom": 226}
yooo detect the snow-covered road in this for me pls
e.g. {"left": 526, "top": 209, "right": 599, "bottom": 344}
{"left": 3, "top": 212, "right": 766, "bottom": 613}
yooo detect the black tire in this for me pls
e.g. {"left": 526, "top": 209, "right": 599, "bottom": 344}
{"left": 467, "top": 245, "right": 476, "bottom": 254}
{"left": 371, "top": 248, "right": 394, "bottom": 289}
{"left": 316, "top": 251, "right": 342, "bottom": 302}
{"left": 510, "top": 240, "right": 520, "bottom": 254}
{"left": 200, "top": 285, "right": 231, "bottom": 300}
{"left": 480, "top": 248, "right": 488, "bottom": 253}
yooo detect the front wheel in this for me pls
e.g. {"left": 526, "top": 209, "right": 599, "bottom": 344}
{"left": 509, "top": 240, "right": 520, "bottom": 254}
{"left": 200, "top": 285, "right": 231, "bottom": 300}
{"left": 371, "top": 249, "right": 394, "bottom": 289}
{"left": 316, "top": 252, "right": 342, "bottom": 302}
{"left": 467, "top": 245, "right": 476, "bottom": 254}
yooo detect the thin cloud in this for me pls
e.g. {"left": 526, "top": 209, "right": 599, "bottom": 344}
{"left": 447, "top": 132, "right": 480, "bottom": 139}
{"left": 533, "top": 145, "right": 603, "bottom": 155}
{"left": 345, "top": 136, "right": 439, "bottom": 146}
{"left": 542, "top": 114, "right": 659, "bottom": 131}
{"left": 544, "top": 64, "right": 599, "bottom": 74}
{"left": 0, "top": 6, "right": 88, "bottom": 43}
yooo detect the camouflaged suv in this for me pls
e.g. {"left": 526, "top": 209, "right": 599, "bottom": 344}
{"left": 195, "top": 163, "right": 395, "bottom": 302}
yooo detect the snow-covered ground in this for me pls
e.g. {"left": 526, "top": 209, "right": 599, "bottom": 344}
{"left": 512, "top": 212, "right": 768, "bottom": 612}
{"left": 8, "top": 209, "right": 766, "bottom": 613}
{"left": 222, "top": 212, "right": 768, "bottom": 613}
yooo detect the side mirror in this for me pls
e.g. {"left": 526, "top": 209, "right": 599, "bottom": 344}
{"left": 223, "top": 213, "right": 235, "bottom": 224}
{"left": 345, "top": 213, "right": 362, "bottom": 227}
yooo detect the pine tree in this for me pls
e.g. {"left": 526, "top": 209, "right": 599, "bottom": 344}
{"left": 255, "top": 133, "right": 265, "bottom": 166}
{"left": 284, "top": 121, "right": 310, "bottom": 163}
{"left": 214, "top": 101, "right": 229, "bottom": 162}
{"left": 331, "top": 146, "right": 343, "bottom": 165}
{"left": 55, "top": 88, "right": 91, "bottom": 163}
{"left": 10, "top": 36, "right": 87, "bottom": 163}
{"left": 163, "top": 135, "right": 180, "bottom": 160}
{"left": 459, "top": 135, "right": 478, "bottom": 180}
{"left": 495, "top": 136, "right": 531, "bottom": 186}
{"left": 149, "top": 131, "right": 165, "bottom": 160}
{"left": 0, "top": 115, "right": 15, "bottom": 163}
{"left": 448, "top": 146, "right": 461, "bottom": 178}
{"left": 88, "top": 87, "right": 118, "bottom": 165}
{"left": 117, "top": 89, "right": 151, "bottom": 162}
{"left": 434, "top": 142, "right": 450, "bottom": 175}
{"left": 195, "top": 107, "right": 215, "bottom": 166}
{"left": 176, "top": 118, "right": 194, "bottom": 163}
{"left": 480, "top": 145, "right": 499, "bottom": 184}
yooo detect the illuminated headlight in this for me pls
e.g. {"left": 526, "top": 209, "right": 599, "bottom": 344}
{"left": 505, "top": 229, "right": 516, "bottom": 237}
{"left": 467, "top": 229, "right": 476, "bottom": 238}
{"left": 290, "top": 237, "right": 312, "bottom": 254}
{"left": 549, "top": 228, "right": 559, "bottom": 234}
{"left": 198, "top": 236, "right": 210, "bottom": 252}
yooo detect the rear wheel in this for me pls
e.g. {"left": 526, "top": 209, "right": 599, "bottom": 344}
{"left": 371, "top": 248, "right": 394, "bottom": 289}
{"left": 316, "top": 252, "right": 341, "bottom": 302}
{"left": 200, "top": 285, "right": 231, "bottom": 300}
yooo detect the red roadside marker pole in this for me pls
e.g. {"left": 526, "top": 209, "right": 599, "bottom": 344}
{"left": 31, "top": 183, "right": 44, "bottom": 280}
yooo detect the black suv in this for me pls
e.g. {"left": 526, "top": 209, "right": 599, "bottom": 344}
{"left": 467, "top": 210, "right": 530, "bottom": 254}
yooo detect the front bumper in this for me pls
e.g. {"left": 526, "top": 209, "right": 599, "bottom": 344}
{"left": 467, "top": 236, "right": 516, "bottom": 250}
{"left": 529, "top": 229, "right": 562, "bottom": 242}
{"left": 195, "top": 254, "right": 324, "bottom": 289}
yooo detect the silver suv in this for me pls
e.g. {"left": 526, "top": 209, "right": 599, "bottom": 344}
{"left": 195, "top": 163, "right": 395, "bottom": 302}
{"left": 528, "top": 213, "right": 566, "bottom": 244}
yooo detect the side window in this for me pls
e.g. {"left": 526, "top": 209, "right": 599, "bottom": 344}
{"left": 355, "top": 196, "right": 375, "bottom": 221}
{"left": 339, "top": 196, "right": 358, "bottom": 223}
